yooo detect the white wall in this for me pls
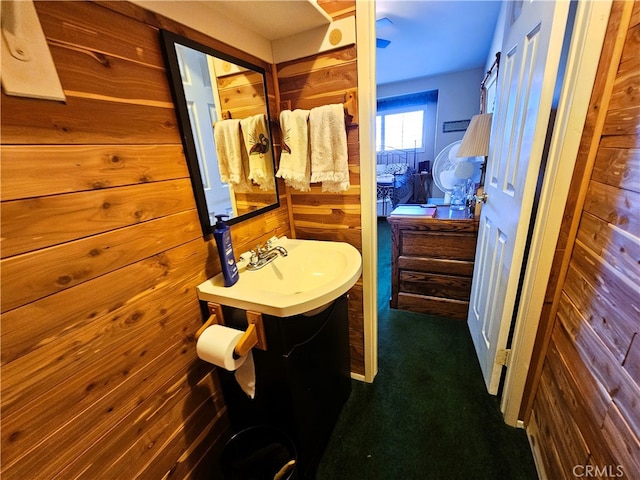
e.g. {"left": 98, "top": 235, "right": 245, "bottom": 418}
{"left": 377, "top": 68, "right": 484, "bottom": 162}
{"left": 485, "top": 1, "right": 507, "bottom": 73}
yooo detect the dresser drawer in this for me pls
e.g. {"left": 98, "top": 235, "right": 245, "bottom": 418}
{"left": 398, "top": 256, "right": 475, "bottom": 276}
{"left": 400, "top": 270, "right": 472, "bottom": 301}
{"left": 400, "top": 231, "right": 477, "bottom": 260}
{"left": 388, "top": 207, "right": 478, "bottom": 318}
{"left": 397, "top": 293, "right": 469, "bottom": 320}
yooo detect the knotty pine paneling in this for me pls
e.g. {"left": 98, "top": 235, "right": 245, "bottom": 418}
{"left": 215, "top": 67, "right": 282, "bottom": 217}
{"left": 590, "top": 147, "right": 640, "bottom": 193}
{"left": 217, "top": 71, "right": 268, "bottom": 118}
{"left": 583, "top": 180, "right": 640, "bottom": 237}
{"left": 276, "top": 2, "right": 364, "bottom": 374}
{"left": 1, "top": 144, "right": 189, "bottom": 201}
{"left": 1, "top": 209, "right": 201, "bottom": 313}
{"left": 0, "top": 1, "right": 292, "bottom": 479}
{"left": 533, "top": 366, "right": 590, "bottom": 477}
{"left": 526, "top": 1, "right": 640, "bottom": 478}
{"left": 1, "top": 179, "right": 196, "bottom": 257}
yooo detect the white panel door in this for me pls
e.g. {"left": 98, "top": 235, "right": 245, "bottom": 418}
{"left": 468, "top": 0, "right": 570, "bottom": 394}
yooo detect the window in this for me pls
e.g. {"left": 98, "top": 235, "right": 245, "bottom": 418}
{"left": 376, "top": 90, "right": 437, "bottom": 153}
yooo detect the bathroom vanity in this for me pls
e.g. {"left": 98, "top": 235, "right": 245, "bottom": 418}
{"left": 388, "top": 205, "right": 478, "bottom": 320}
{"left": 209, "top": 297, "right": 351, "bottom": 478}
{"left": 196, "top": 237, "right": 361, "bottom": 478}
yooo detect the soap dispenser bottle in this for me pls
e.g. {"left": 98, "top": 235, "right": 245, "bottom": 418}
{"left": 213, "top": 214, "right": 239, "bottom": 287}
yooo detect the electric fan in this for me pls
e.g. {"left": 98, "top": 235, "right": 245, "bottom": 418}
{"left": 432, "top": 141, "right": 483, "bottom": 202}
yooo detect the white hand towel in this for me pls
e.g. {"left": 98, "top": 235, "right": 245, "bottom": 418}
{"left": 213, "top": 119, "right": 251, "bottom": 192}
{"left": 276, "top": 109, "right": 311, "bottom": 192}
{"left": 240, "top": 114, "right": 275, "bottom": 192}
{"left": 309, "top": 104, "right": 350, "bottom": 192}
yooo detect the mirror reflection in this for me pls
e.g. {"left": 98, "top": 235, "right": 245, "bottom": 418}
{"left": 160, "top": 30, "right": 279, "bottom": 235}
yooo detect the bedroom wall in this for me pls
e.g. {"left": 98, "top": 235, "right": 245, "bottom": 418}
{"left": 484, "top": 1, "right": 507, "bottom": 74}
{"left": 0, "top": 1, "right": 292, "bottom": 478}
{"left": 377, "top": 68, "right": 484, "bottom": 198}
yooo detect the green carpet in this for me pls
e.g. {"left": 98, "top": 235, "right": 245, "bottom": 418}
{"left": 316, "top": 220, "right": 538, "bottom": 479}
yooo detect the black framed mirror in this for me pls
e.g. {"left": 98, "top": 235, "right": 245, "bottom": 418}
{"left": 160, "top": 30, "right": 279, "bottom": 236}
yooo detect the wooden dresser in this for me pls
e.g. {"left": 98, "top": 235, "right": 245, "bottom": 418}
{"left": 387, "top": 206, "right": 479, "bottom": 320}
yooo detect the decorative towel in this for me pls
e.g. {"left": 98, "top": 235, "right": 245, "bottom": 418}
{"left": 240, "top": 114, "right": 275, "bottom": 192}
{"left": 309, "top": 104, "right": 350, "bottom": 192}
{"left": 276, "top": 109, "right": 311, "bottom": 192}
{"left": 213, "top": 119, "right": 251, "bottom": 192}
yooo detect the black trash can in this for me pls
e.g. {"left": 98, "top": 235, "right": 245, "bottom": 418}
{"left": 220, "top": 426, "right": 297, "bottom": 480}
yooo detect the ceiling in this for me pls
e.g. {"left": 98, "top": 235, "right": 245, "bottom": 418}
{"left": 136, "top": 0, "right": 501, "bottom": 84}
{"left": 376, "top": 0, "right": 502, "bottom": 85}
{"left": 203, "top": 1, "right": 332, "bottom": 40}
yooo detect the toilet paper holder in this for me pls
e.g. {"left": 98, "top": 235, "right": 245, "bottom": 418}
{"left": 195, "top": 303, "right": 267, "bottom": 357}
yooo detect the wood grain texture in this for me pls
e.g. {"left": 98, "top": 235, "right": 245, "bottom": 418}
{"left": 1, "top": 179, "right": 196, "bottom": 257}
{"left": 36, "top": 0, "right": 165, "bottom": 68}
{"left": 399, "top": 270, "right": 472, "bottom": 301}
{"left": 601, "top": 402, "right": 640, "bottom": 476}
{"left": 526, "top": 2, "right": 640, "bottom": 477}
{"left": 1, "top": 210, "right": 201, "bottom": 312}
{"left": 0, "top": 1, "right": 293, "bottom": 479}
{"left": 388, "top": 209, "right": 478, "bottom": 319}
{"left": 557, "top": 287, "right": 640, "bottom": 438}
{"left": 522, "top": 0, "right": 636, "bottom": 419}
{"left": 1, "top": 144, "right": 189, "bottom": 201}
{"left": 276, "top": 1, "right": 363, "bottom": 374}
{"left": 623, "top": 333, "right": 640, "bottom": 385}
{"left": 583, "top": 180, "right": 640, "bottom": 237}
{"left": 1, "top": 94, "right": 180, "bottom": 145}
{"left": 533, "top": 365, "right": 590, "bottom": 478}
{"left": 398, "top": 256, "right": 475, "bottom": 277}
{"left": 590, "top": 147, "right": 640, "bottom": 193}
{"left": 602, "top": 105, "right": 640, "bottom": 136}
{"left": 576, "top": 211, "right": 640, "bottom": 286}
{"left": 401, "top": 230, "right": 478, "bottom": 260}
{"left": 397, "top": 293, "right": 469, "bottom": 320}
{"left": 1, "top": 239, "right": 213, "bottom": 366}
{"left": 545, "top": 327, "right": 610, "bottom": 439}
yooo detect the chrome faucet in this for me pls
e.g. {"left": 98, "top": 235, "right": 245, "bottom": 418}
{"left": 246, "top": 239, "right": 288, "bottom": 270}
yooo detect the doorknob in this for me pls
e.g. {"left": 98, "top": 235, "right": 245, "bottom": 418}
{"left": 474, "top": 192, "right": 488, "bottom": 204}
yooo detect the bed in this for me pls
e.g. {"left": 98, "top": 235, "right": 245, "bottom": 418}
{"left": 376, "top": 147, "right": 417, "bottom": 215}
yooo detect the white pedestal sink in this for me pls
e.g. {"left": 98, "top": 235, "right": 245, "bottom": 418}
{"left": 196, "top": 237, "right": 362, "bottom": 317}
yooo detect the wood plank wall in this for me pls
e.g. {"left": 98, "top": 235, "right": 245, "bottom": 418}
{"left": 277, "top": 0, "right": 365, "bottom": 376}
{"left": 0, "top": 1, "right": 292, "bottom": 478}
{"left": 525, "top": 2, "right": 640, "bottom": 478}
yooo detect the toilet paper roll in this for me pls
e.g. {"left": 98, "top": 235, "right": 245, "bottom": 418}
{"left": 196, "top": 324, "right": 248, "bottom": 371}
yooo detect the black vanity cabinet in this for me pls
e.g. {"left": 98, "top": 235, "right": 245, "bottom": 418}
{"left": 212, "top": 294, "right": 351, "bottom": 479}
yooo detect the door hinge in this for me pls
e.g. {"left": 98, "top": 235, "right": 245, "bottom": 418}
{"left": 496, "top": 348, "right": 511, "bottom": 366}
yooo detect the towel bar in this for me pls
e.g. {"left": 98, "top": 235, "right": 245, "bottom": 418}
{"left": 278, "top": 89, "right": 358, "bottom": 124}
{"left": 343, "top": 88, "right": 358, "bottom": 124}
